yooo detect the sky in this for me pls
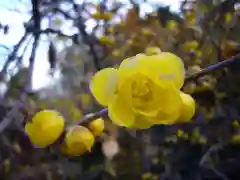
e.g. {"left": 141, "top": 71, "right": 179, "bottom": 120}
{"left": 0, "top": 0, "right": 182, "bottom": 90}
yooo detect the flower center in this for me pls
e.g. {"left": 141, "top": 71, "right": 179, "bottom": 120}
{"left": 131, "top": 78, "right": 152, "bottom": 106}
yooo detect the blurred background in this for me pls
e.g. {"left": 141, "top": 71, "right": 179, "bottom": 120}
{"left": 0, "top": 0, "right": 240, "bottom": 179}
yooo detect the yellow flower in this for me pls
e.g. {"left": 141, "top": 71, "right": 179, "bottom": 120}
{"left": 25, "top": 110, "right": 65, "bottom": 148}
{"left": 88, "top": 118, "right": 105, "bottom": 136}
{"left": 61, "top": 125, "right": 95, "bottom": 156}
{"left": 90, "top": 53, "right": 185, "bottom": 128}
{"left": 90, "top": 67, "right": 118, "bottom": 106}
{"left": 145, "top": 47, "right": 161, "bottom": 55}
{"left": 176, "top": 92, "right": 195, "bottom": 123}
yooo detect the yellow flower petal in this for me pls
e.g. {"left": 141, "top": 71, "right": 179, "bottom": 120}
{"left": 148, "top": 108, "right": 181, "bottom": 125}
{"left": 108, "top": 90, "right": 135, "bottom": 127}
{"left": 129, "top": 74, "right": 169, "bottom": 117}
{"left": 25, "top": 123, "right": 50, "bottom": 148}
{"left": 119, "top": 54, "right": 146, "bottom": 69}
{"left": 139, "top": 53, "right": 185, "bottom": 89}
{"left": 129, "top": 115, "right": 154, "bottom": 129}
{"left": 119, "top": 53, "right": 185, "bottom": 89}
{"left": 90, "top": 68, "right": 118, "bottom": 106}
{"left": 31, "top": 110, "right": 63, "bottom": 128}
{"left": 42, "top": 121, "right": 64, "bottom": 143}
{"left": 25, "top": 122, "right": 34, "bottom": 138}
{"left": 159, "top": 84, "right": 182, "bottom": 114}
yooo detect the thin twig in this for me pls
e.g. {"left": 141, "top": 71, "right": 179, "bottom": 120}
{"left": 1, "top": 33, "right": 28, "bottom": 74}
{"left": 71, "top": 0, "right": 102, "bottom": 70}
{"left": 199, "top": 143, "right": 224, "bottom": 166}
{"left": 185, "top": 54, "right": 240, "bottom": 82}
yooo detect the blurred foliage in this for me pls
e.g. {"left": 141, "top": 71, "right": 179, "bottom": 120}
{"left": 0, "top": 0, "right": 240, "bottom": 180}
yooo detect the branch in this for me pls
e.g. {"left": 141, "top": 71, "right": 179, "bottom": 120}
{"left": 71, "top": 0, "right": 102, "bottom": 70}
{"left": 199, "top": 143, "right": 230, "bottom": 180}
{"left": 185, "top": 54, "right": 240, "bottom": 82}
{"left": 23, "top": 0, "right": 41, "bottom": 95}
{"left": 32, "top": 28, "right": 73, "bottom": 38}
{"left": 0, "top": 44, "right": 10, "bottom": 50}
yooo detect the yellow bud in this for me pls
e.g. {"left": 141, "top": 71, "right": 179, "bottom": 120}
{"left": 196, "top": 51, "right": 202, "bottom": 58}
{"left": 88, "top": 118, "right": 105, "bottom": 136}
{"left": 177, "top": 129, "right": 184, "bottom": 137}
{"left": 192, "top": 128, "right": 200, "bottom": 138}
{"left": 62, "top": 125, "right": 95, "bottom": 156}
{"left": 225, "top": 12, "right": 232, "bottom": 23}
{"left": 25, "top": 110, "right": 65, "bottom": 148}
{"left": 12, "top": 142, "right": 21, "bottom": 153}
{"left": 176, "top": 92, "right": 195, "bottom": 123}
{"left": 231, "top": 134, "right": 240, "bottom": 144}
{"left": 233, "top": 120, "right": 239, "bottom": 127}
{"left": 99, "top": 36, "right": 114, "bottom": 45}
{"left": 145, "top": 47, "right": 161, "bottom": 55}
{"left": 92, "top": 12, "right": 102, "bottom": 19}
{"left": 183, "top": 41, "right": 199, "bottom": 51}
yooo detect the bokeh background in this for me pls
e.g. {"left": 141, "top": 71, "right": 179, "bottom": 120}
{"left": 0, "top": 0, "right": 240, "bottom": 179}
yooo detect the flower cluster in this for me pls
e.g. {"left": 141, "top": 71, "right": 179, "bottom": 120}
{"left": 25, "top": 110, "right": 104, "bottom": 156}
{"left": 90, "top": 52, "right": 195, "bottom": 129}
